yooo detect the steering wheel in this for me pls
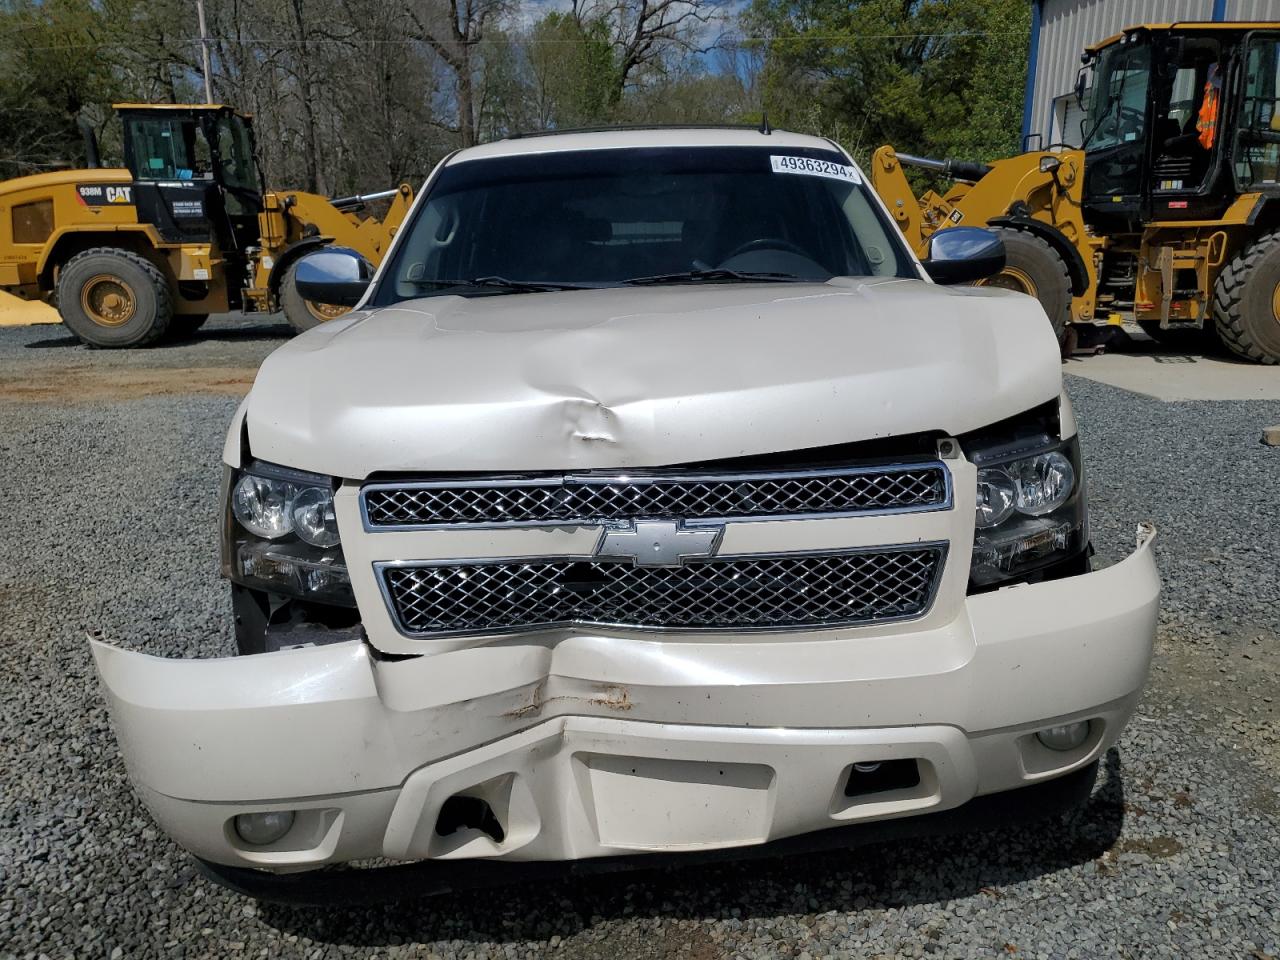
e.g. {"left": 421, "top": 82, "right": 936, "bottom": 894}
{"left": 1107, "top": 105, "right": 1146, "bottom": 140}
{"left": 721, "top": 237, "right": 812, "bottom": 261}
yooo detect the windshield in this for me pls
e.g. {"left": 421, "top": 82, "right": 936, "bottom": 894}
{"left": 1084, "top": 41, "right": 1152, "bottom": 151}
{"left": 374, "top": 146, "right": 912, "bottom": 304}
{"left": 127, "top": 116, "right": 213, "bottom": 181}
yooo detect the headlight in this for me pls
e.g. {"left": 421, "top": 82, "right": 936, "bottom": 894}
{"left": 232, "top": 474, "right": 297, "bottom": 539}
{"left": 1007, "top": 452, "right": 1075, "bottom": 516}
{"left": 289, "top": 486, "right": 341, "bottom": 547}
{"left": 966, "top": 433, "right": 1087, "bottom": 588}
{"left": 222, "top": 462, "right": 355, "bottom": 607}
{"left": 975, "top": 470, "right": 1016, "bottom": 528}
{"left": 975, "top": 450, "right": 1075, "bottom": 527}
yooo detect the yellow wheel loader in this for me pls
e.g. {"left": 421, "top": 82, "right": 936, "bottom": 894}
{"left": 0, "top": 103, "right": 413, "bottom": 347}
{"left": 870, "top": 21, "right": 1280, "bottom": 364}
{"left": 870, "top": 147, "right": 1095, "bottom": 342}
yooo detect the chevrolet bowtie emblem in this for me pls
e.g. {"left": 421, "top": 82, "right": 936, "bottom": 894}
{"left": 595, "top": 519, "right": 723, "bottom": 567}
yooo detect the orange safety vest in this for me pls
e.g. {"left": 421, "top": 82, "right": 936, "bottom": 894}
{"left": 1197, "top": 67, "right": 1222, "bottom": 150}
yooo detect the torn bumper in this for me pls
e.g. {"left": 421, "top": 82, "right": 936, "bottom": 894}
{"left": 91, "top": 533, "right": 1158, "bottom": 874}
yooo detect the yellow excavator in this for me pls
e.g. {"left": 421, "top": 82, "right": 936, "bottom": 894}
{"left": 0, "top": 103, "right": 413, "bottom": 346}
{"left": 870, "top": 21, "right": 1280, "bottom": 364}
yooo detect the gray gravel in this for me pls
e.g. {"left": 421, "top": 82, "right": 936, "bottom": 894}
{"left": 1, "top": 317, "right": 1278, "bottom": 959}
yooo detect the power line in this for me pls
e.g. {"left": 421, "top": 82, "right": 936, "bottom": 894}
{"left": 0, "top": 29, "right": 1024, "bottom": 52}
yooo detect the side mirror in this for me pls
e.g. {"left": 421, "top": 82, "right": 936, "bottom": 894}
{"left": 293, "top": 247, "right": 374, "bottom": 307}
{"left": 1074, "top": 67, "right": 1089, "bottom": 109}
{"left": 921, "top": 227, "right": 1006, "bottom": 285}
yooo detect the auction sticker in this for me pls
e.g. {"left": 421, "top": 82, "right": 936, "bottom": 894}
{"left": 770, "top": 155, "right": 861, "bottom": 184}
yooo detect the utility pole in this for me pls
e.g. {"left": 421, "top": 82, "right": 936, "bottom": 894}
{"left": 196, "top": 0, "right": 214, "bottom": 103}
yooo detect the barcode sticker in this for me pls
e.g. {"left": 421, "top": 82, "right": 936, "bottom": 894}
{"left": 770, "top": 155, "right": 862, "bottom": 184}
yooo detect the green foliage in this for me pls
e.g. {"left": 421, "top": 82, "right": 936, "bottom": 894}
{"left": 0, "top": 0, "right": 120, "bottom": 172}
{"left": 0, "top": 0, "right": 197, "bottom": 173}
{"left": 745, "top": 0, "right": 1030, "bottom": 165}
{"left": 0, "top": 0, "right": 1030, "bottom": 188}
{"left": 527, "top": 12, "right": 620, "bottom": 128}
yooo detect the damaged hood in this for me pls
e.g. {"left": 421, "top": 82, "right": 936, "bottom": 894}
{"left": 243, "top": 279, "right": 1061, "bottom": 476}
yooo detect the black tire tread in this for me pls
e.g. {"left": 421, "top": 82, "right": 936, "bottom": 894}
{"left": 56, "top": 247, "right": 173, "bottom": 348}
{"left": 984, "top": 226, "right": 1072, "bottom": 341}
{"left": 1213, "top": 230, "right": 1280, "bottom": 365}
{"left": 280, "top": 259, "right": 322, "bottom": 333}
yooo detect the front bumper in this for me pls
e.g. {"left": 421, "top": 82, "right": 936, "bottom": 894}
{"left": 91, "top": 529, "right": 1158, "bottom": 877}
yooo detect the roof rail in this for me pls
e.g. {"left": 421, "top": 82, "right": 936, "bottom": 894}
{"left": 504, "top": 123, "right": 777, "bottom": 140}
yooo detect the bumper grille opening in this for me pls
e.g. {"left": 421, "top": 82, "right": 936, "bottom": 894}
{"left": 843, "top": 759, "right": 922, "bottom": 798}
{"left": 362, "top": 463, "right": 949, "bottom": 529}
{"left": 381, "top": 546, "right": 945, "bottom": 637}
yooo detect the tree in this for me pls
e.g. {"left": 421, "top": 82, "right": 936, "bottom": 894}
{"left": 525, "top": 11, "right": 617, "bottom": 128}
{"left": 409, "top": 0, "right": 512, "bottom": 146}
{"left": 574, "top": 0, "right": 719, "bottom": 105}
{"left": 744, "top": 0, "right": 1030, "bottom": 164}
{"left": 0, "top": 0, "right": 122, "bottom": 173}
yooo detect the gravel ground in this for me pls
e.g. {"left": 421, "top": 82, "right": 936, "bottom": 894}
{"left": 1, "top": 317, "right": 1278, "bottom": 960}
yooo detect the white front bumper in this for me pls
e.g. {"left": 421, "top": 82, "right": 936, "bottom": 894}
{"left": 91, "top": 530, "right": 1158, "bottom": 872}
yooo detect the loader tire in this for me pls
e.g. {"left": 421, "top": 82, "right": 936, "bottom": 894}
{"left": 973, "top": 226, "right": 1072, "bottom": 342}
{"left": 280, "top": 259, "right": 350, "bottom": 333}
{"left": 56, "top": 248, "right": 173, "bottom": 348}
{"left": 1213, "top": 231, "right": 1280, "bottom": 364}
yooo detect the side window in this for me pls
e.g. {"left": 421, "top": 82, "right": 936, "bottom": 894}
{"left": 1236, "top": 35, "right": 1280, "bottom": 189}
{"left": 841, "top": 188, "right": 903, "bottom": 277}
{"left": 128, "top": 119, "right": 212, "bottom": 181}
{"left": 1166, "top": 67, "right": 1199, "bottom": 132}
{"left": 394, "top": 196, "right": 461, "bottom": 298}
{"left": 1150, "top": 39, "right": 1222, "bottom": 192}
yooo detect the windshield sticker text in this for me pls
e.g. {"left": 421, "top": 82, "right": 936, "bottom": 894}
{"left": 770, "top": 155, "right": 861, "bottom": 184}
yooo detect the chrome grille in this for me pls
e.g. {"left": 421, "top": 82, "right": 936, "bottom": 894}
{"left": 362, "top": 464, "right": 948, "bottom": 529}
{"left": 380, "top": 546, "right": 945, "bottom": 637}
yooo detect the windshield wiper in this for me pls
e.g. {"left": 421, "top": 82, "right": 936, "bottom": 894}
{"left": 622, "top": 269, "right": 810, "bottom": 285}
{"left": 407, "top": 276, "right": 593, "bottom": 293}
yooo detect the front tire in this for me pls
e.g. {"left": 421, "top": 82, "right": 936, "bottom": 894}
{"left": 1214, "top": 231, "right": 1280, "bottom": 364}
{"left": 280, "top": 259, "right": 350, "bottom": 333}
{"left": 973, "top": 226, "right": 1072, "bottom": 342}
{"left": 56, "top": 248, "right": 173, "bottom": 348}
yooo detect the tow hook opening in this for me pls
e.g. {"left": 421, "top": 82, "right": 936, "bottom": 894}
{"left": 843, "top": 758, "right": 922, "bottom": 798}
{"left": 435, "top": 795, "right": 506, "bottom": 843}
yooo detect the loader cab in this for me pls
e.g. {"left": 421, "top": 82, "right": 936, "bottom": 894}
{"left": 116, "top": 104, "right": 263, "bottom": 259}
{"left": 1080, "top": 25, "right": 1280, "bottom": 230}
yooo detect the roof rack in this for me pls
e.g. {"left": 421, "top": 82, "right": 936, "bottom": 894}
{"left": 505, "top": 123, "right": 777, "bottom": 140}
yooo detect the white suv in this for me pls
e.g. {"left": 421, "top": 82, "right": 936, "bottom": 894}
{"left": 91, "top": 128, "right": 1158, "bottom": 899}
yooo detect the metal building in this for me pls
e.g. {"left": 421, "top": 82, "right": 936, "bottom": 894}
{"left": 1021, "top": 0, "right": 1280, "bottom": 149}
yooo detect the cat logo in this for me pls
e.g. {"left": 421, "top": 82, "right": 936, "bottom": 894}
{"left": 77, "top": 185, "right": 133, "bottom": 206}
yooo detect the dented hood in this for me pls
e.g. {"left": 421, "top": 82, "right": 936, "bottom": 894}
{"left": 243, "top": 279, "right": 1061, "bottom": 477}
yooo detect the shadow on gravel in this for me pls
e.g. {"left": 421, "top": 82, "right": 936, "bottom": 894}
{"left": 162, "top": 323, "right": 294, "bottom": 344}
{"left": 256, "top": 750, "right": 1127, "bottom": 947}
{"left": 22, "top": 323, "right": 291, "bottom": 350}
{"left": 1070, "top": 323, "right": 1247, "bottom": 363}
{"left": 22, "top": 333, "right": 82, "bottom": 349}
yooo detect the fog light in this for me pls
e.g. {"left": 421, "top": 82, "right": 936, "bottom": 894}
{"left": 234, "top": 810, "right": 295, "bottom": 846}
{"left": 1036, "top": 721, "right": 1090, "bottom": 751}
